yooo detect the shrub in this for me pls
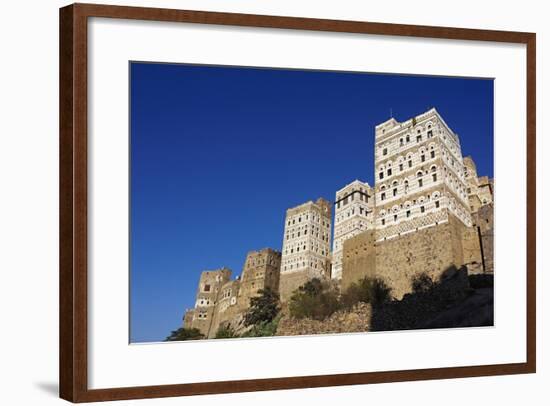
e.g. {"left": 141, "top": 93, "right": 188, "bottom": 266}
{"left": 240, "top": 317, "right": 280, "bottom": 338}
{"left": 214, "top": 324, "right": 239, "bottom": 339}
{"left": 244, "top": 287, "right": 281, "bottom": 327}
{"left": 340, "top": 277, "right": 392, "bottom": 309}
{"left": 411, "top": 273, "right": 435, "bottom": 293}
{"left": 289, "top": 278, "right": 341, "bottom": 320}
{"left": 165, "top": 327, "right": 204, "bottom": 341}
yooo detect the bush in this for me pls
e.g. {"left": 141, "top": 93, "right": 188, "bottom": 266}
{"left": 240, "top": 317, "right": 280, "bottom": 338}
{"left": 244, "top": 287, "right": 281, "bottom": 327}
{"left": 165, "top": 327, "right": 204, "bottom": 341}
{"left": 289, "top": 278, "right": 341, "bottom": 320}
{"left": 340, "top": 277, "right": 392, "bottom": 310}
{"left": 214, "top": 324, "right": 239, "bottom": 339}
{"left": 411, "top": 273, "right": 435, "bottom": 293}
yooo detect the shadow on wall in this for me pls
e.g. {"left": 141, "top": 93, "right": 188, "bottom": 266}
{"left": 370, "top": 266, "right": 494, "bottom": 332}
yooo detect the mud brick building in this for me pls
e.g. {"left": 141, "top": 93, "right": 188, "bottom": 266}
{"left": 183, "top": 107, "right": 494, "bottom": 334}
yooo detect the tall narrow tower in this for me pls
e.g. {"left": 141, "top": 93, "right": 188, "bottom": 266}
{"left": 373, "top": 108, "right": 472, "bottom": 242}
{"left": 237, "top": 248, "right": 281, "bottom": 308}
{"left": 332, "top": 180, "right": 374, "bottom": 280}
{"left": 186, "top": 267, "right": 232, "bottom": 336}
{"left": 279, "top": 198, "right": 332, "bottom": 301}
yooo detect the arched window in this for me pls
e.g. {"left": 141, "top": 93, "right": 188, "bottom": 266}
{"left": 417, "top": 171, "right": 423, "bottom": 178}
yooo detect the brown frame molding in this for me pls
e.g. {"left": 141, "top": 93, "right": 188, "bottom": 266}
{"left": 59, "top": 3, "right": 536, "bottom": 402}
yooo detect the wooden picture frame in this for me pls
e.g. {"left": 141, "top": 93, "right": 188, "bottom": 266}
{"left": 59, "top": 3, "right": 536, "bottom": 402}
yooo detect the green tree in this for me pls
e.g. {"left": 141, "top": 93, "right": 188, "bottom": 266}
{"left": 165, "top": 327, "right": 204, "bottom": 341}
{"left": 240, "top": 317, "right": 281, "bottom": 338}
{"left": 215, "top": 324, "right": 239, "bottom": 339}
{"left": 244, "top": 287, "right": 280, "bottom": 327}
{"left": 289, "top": 278, "right": 341, "bottom": 320}
{"left": 340, "top": 277, "right": 392, "bottom": 310}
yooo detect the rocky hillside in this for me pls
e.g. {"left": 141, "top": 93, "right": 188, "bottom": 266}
{"left": 276, "top": 302, "right": 371, "bottom": 337}
{"left": 275, "top": 268, "right": 493, "bottom": 337}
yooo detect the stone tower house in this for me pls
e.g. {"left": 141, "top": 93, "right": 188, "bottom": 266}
{"left": 341, "top": 108, "right": 493, "bottom": 298}
{"left": 237, "top": 248, "right": 281, "bottom": 308}
{"left": 374, "top": 108, "right": 472, "bottom": 241}
{"left": 187, "top": 267, "right": 231, "bottom": 336}
{"left": 184, "top": 249, "right": 282, "bottom": 338}
{"left": 331, "top": 180, "right": 374, "bottom": 280}
{"left": 279, "top": 198, "right": 332, "bottom": 302}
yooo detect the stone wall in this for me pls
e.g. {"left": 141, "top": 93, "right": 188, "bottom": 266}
{"left": 342, "top": 211, "right": 483, "bottom": 299}
{"left": 279, "top": 269, "right": 312, "bottom": 302}
{"left": 341, "top": 230, "right": 376, "bottom": 291}
{"left": 475, "top": 203, "right": 494, "bottom": 273}
{"left": 462, "top": 220, "right": 484, "bottom": 274}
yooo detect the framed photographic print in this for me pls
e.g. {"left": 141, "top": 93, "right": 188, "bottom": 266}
{"left": 59, "top": 3, "right": 536, "bottom": 402}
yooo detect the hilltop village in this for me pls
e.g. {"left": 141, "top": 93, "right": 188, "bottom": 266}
{"left": 182, "top": 108, "right": 494, "bottom": 338}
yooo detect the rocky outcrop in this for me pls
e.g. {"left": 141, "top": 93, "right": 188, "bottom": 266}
{"left": 275, "top": 302, "right": 371, "bottom": 336}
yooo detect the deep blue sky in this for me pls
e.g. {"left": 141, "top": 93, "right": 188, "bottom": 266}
{"left": 130, "top": 62, "right": 493, "bottom": 343}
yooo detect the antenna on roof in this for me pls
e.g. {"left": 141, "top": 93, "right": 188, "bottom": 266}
{"left": 390, "top": 107, "right": 393, "bottom": 118}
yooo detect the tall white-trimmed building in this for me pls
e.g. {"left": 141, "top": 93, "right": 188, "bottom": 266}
{"left": 331, "top": 180, "right": 374, "bottom": 280}
{"left": 373, "top": 108, "right": 472, "bottom": 241}
{"left": 279, "top": 198, "right": 332, "bottom": 301}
